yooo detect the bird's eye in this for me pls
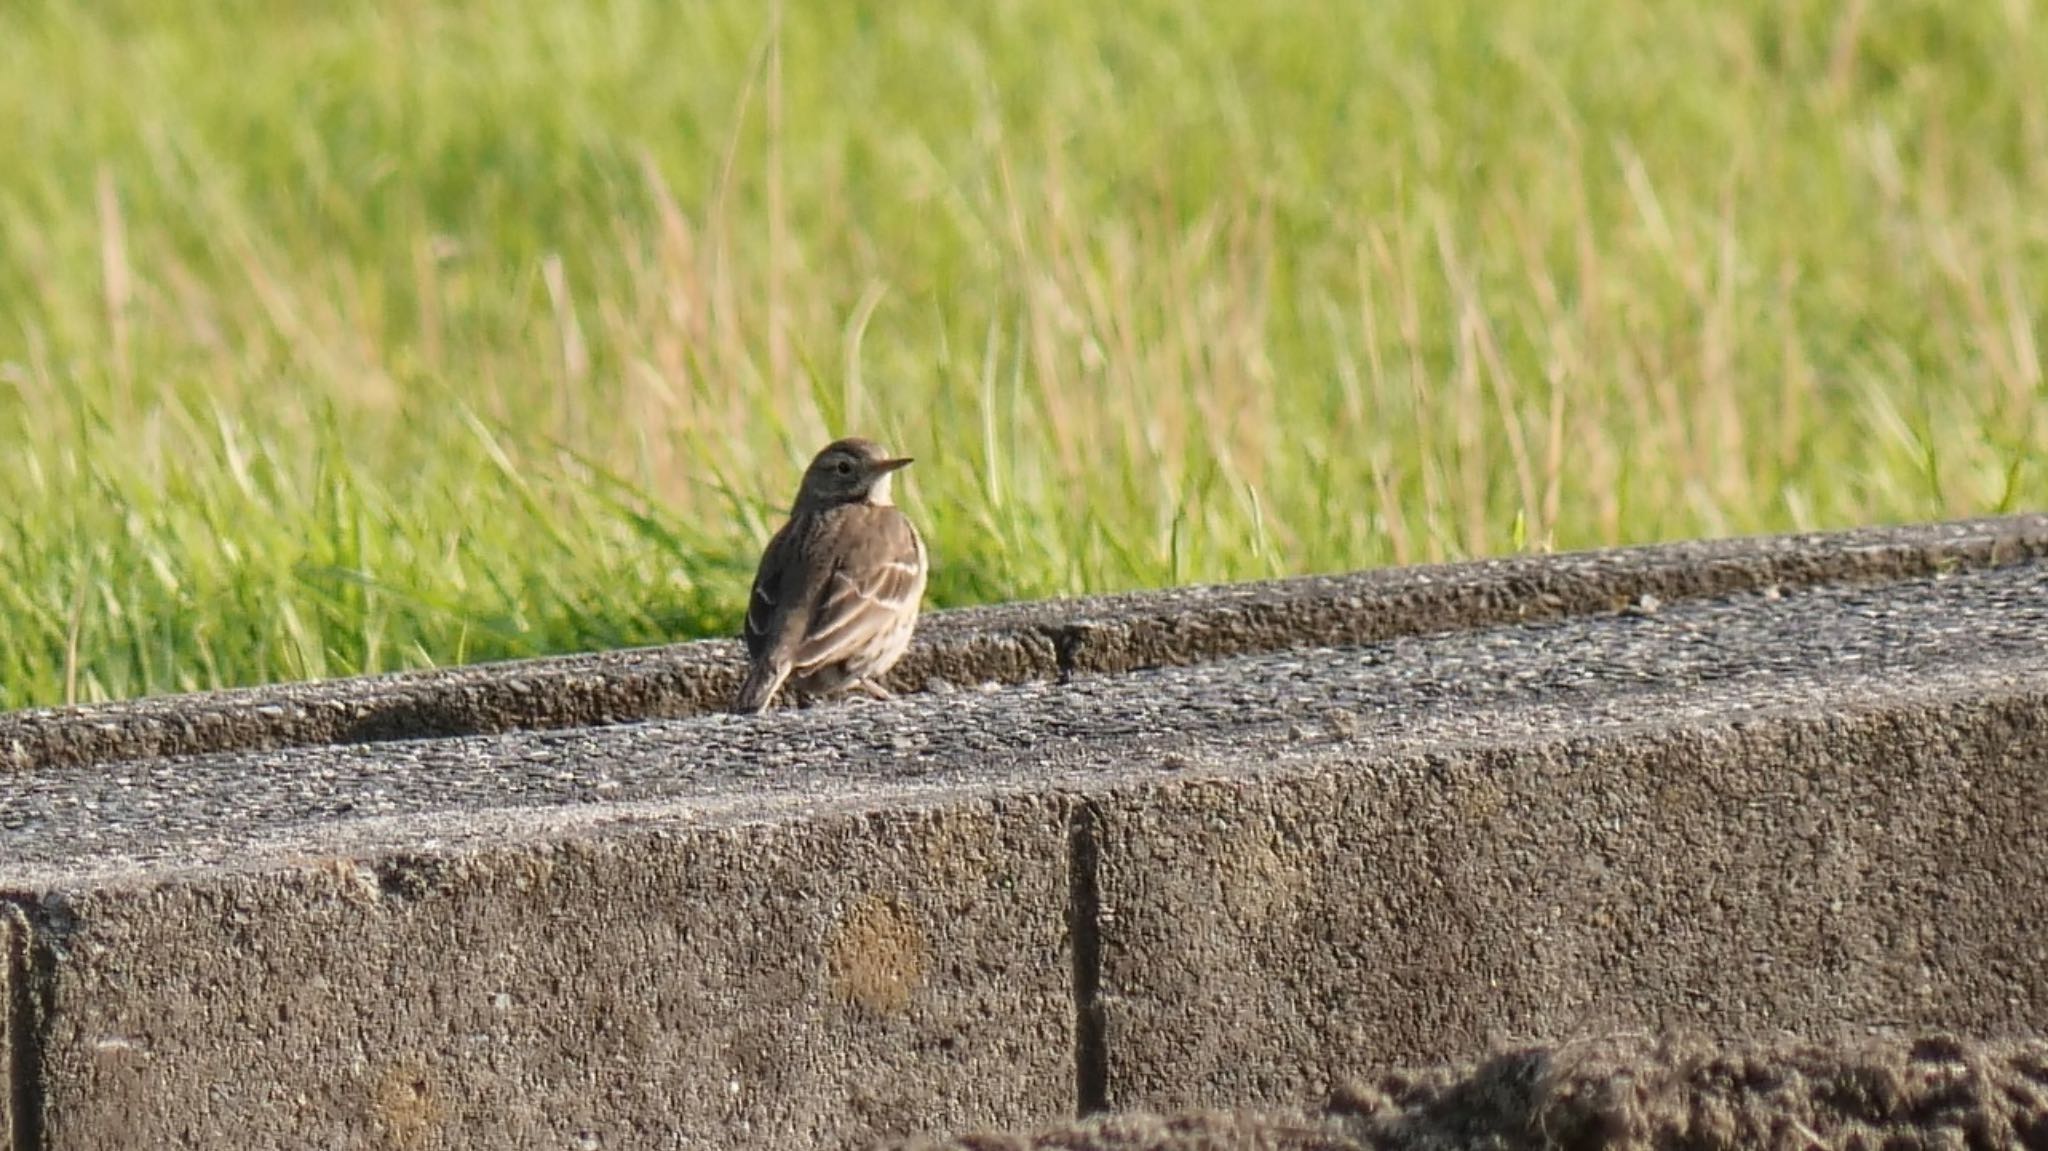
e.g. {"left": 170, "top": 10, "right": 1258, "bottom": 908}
{"left": 835, "top": 460, "right": 854, "bottom": 475}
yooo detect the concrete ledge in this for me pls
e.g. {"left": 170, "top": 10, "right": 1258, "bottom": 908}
{"left": 3, "top": 517, "right": 2047, "bottom": 1147}
{"left": 3, "top": 514, "right": 2044, "bottom": 773}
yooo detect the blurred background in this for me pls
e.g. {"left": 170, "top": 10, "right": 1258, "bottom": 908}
{"left": 1, "top": 0, "right": 2042, "bottom": 709}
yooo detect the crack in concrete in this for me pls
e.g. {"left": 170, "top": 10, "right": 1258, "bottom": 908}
{"left": 1067, "top": 800, "right": 1109, "bottom": 1117}
{"left": 2, "top": 899, "right": 46, "bottom": 1151}
{"left": 1043, "top": 623, "right": 1089, "bottom": 682}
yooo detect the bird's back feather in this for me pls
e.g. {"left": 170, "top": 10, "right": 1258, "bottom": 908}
{"left": 732, "top": 501, "right": 925, "bottom": 713}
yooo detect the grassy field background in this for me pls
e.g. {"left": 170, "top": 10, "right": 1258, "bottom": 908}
{"left": 1, "top": 0, "right": 2043, "bottom": 710}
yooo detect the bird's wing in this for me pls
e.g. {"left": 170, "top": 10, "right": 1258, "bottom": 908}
{"left": 789, "top": 508, "right": 925, "bottom": 676}
{"left": 741, "top": 517, "right": 820, "bottom": 665}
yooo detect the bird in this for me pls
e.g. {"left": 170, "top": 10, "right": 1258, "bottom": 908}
{"left": 730, "top": 437, "right": 928, "bottom": 714}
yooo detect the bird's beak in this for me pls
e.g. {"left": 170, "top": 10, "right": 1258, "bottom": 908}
{"left": 872, "top": 457, "right": 914, "bottom": 474}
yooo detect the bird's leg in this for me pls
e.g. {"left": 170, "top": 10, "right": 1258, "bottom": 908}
{"left": 853, "top": 680, "right": 895, "bottom": 701}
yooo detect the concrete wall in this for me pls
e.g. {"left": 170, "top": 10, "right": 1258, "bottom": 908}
{"left": 4, "top": 515, "right": 2047, "bottom": 1149}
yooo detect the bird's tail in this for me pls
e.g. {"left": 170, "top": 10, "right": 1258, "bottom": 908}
{"left": 730, "top": 662, "right": 790, "bottom": 715}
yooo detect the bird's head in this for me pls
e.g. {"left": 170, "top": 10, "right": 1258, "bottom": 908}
{"left": 794, "top": 437, "right": 913, "bottom": 511}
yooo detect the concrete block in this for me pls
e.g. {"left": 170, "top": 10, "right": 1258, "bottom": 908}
{"left": 7, "top": 796, "right": 1075, "bottom": 1150}
{"left": 1089, "top": 680, "right": 2048, "bottom": 1113}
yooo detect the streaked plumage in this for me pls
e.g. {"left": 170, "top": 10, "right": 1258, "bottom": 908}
{"left": 731, "top": 438, "right": 928, "bottom": 714}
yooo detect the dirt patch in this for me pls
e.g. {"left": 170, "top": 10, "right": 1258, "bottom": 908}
{"left": 887, "top": 1032, "right": 2048, "bottom": 1150}
{"left": 1335, "top": 1031, "right": 2048, "bottom": 1150}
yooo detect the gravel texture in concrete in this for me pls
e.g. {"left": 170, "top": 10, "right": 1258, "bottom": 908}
{"left": 2, "top": 549, "right": 2043, "bottom": 885}
{"left": 11, "top": 799, "right": 1080, "bottom": 1151}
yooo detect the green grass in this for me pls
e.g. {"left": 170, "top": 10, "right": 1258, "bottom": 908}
{"left": 1, "top": 0, "right": 2043, "bottom": 711}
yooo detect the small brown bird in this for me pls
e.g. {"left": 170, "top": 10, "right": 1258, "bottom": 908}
{"left": 731, "top": 437, "right": 928, "bottom": 714}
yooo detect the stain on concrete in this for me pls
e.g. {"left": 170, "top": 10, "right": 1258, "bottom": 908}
{"left": 827, "top": 896, "right": 928, "bottom": 1017}
{"left": 368, "top": 1056, "right": 447, "bottom": 1151}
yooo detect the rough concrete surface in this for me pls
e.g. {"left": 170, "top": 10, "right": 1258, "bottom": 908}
{"left": 890, "top": 1033, "right": 2048, "bottom": 1150}
{"left": 3, "top": 518, "right": 2047, "bottom": 1148}
{"left": 1089, "top": 687, "right": 2048, "bottom": 1116}
{"left": 5, "top": 541, "right": 2044, "bottom": 882}
{"left": 3, "top": 514, "right": 2044, "bottom": 774}
{"left": 886, "top": 1108, "right": 1361, "bottom": 1151}
{"left": 12, "top": 798, "right": 1075, "bottom": 1151}
{"left": 2, "top": 903, "right": 21, "bottom": 1151}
